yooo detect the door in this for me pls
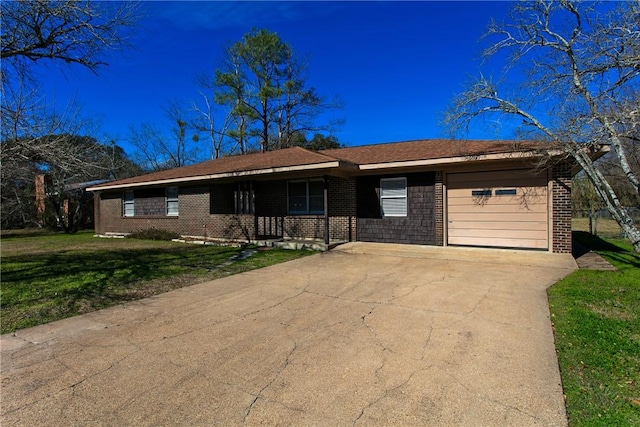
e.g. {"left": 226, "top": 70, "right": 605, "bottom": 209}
{"left": 446, "top": 170, "right": 549, "bottom": 249}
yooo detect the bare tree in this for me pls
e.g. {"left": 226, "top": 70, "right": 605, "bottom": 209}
{"left": 128, "top": 102, "right": 200, "bottom": 171}
{"left": 1, "top": 109, "right": 140, "bottom": 230}
{"left": 0, "top": 80, "right": 140, "bottom": 230}
{"left": 572, "top": 174, "right": 604, "bottom": 234}
{"left": 1, "top": 0, "right": 140, "bottom": 229}
{"left": 444, "top": 0, "right": 640, "bottom": 252}
{"left": 39, "top": 135, "right": 141, "bottom": 232}
{"left": 191, "top": 75, "right": 233, "bottom": 159}
{"left": 1, "top": 0, "right": 139, "bottom": 82}
{"left": 1, "top": 0, "right": 140, "bottom": 167}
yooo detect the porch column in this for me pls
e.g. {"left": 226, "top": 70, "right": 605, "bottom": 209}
{"left": 324, "top": 176, "right": 329, "bottom": 245}
{"left": 251, "top": 180, "right": 257, "bottom": 241}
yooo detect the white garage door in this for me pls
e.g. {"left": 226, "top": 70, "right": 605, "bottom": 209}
{"left": 447, "top": 170, "right": 549, "bottom": 249}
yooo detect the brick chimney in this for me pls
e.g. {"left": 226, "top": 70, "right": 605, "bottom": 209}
{"left": 35, "top": 174, "right": 46, "bottom": 225}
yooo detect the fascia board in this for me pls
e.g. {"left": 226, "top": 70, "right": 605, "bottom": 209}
{"left": 87, "top": 161, "right": 342, "bottom": 191}
{"left": 357, "top": 150, "right": 566, "bottom": 171}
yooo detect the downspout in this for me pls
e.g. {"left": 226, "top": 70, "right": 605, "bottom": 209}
{"left": 324, "top": 176, "right": 329, "bottom": 245}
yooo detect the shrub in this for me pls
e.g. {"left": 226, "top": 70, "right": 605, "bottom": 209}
{"left": 127, "top": 228, "right": 180, "bottom": 241}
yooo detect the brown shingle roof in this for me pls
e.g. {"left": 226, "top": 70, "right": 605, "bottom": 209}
{"left": 89, "top": 139, "right": 551, "bottom": 190}
{"left": 320, "top": 139, "right": 544, "bottom": 165}
{"left": 92, "top": 146, "right": 341, "bottom": 189}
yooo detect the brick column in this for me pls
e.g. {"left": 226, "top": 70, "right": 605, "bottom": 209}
{"left": 328, "top": 176, "right": 356, "bottom": 242}
{"left": 435, "top": 171, "right": 444, "bottom": 246}
{"left": 93, "top": 191, "right": 102, "bottom": 234}
{"left": 35, "top": 174, "right": 46, "bottom": 226}
{"left": 552, "top": 163, "right": 572, "bottom": 253}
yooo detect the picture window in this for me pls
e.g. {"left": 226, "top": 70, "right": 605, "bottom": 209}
{"left": 288, "top": 179, "right": 324, "bottom": 214}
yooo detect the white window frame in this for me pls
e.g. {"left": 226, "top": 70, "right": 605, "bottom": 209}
{"left": 380, "top": 177, "right": 407, "bottom": 217}
{"left": 123, "top": 190, "right": 134, "bottom": 217}
{"left": 287, "top": 179, "right": 325, "bottom": 215}
{"left": 166, "top": 187, "right": 179, "bottom": 216}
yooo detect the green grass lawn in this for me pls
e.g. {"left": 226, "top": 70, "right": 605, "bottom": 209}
{"left": 4, "top": 229, "right": 639, "bottom": 425}
{"left": 548, "top": 232, "right": 640, "bottom": 426}
{"left": 0, "top": 231, "right": 312, "bottom": 334}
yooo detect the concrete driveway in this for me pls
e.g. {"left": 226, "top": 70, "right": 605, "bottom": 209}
{"left": 1, "top": 243, "right": 576, "bottom": 426}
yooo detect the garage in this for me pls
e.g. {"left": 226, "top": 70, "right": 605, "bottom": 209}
{"left": 446, "top": 169, "right": 549, "bottom": 250}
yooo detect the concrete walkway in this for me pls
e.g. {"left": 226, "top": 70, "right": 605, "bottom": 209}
{"left": 1, "top": 243, "right": 576, "bottom": 426}
{"left": 572, "top": 240, "right": 617, "bottom": 271}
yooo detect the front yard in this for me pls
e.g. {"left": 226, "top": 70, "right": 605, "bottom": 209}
{"left": 548, "top": 232, "right": 640, "bottom": 426}
{"left": 2, "top": 229, "right": 638, "bottom": 426}
{"left": 0, "top": 231, "right": 311, "bottom": 334}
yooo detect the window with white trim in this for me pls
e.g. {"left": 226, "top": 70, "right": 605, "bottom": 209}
{"left": 166, "top": 187, "right": 179, "bottom": 216}
{"left": 123, "top": 190, "right": 134, "bottom": 217}
{"left": 380, "top": 177, "right": 407, "bottom": 217}
{"left": 288, "top": 179, "right": 324, "bottom": 214}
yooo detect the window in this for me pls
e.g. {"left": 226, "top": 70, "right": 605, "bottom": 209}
{"left": 472, "top": 189, "right": 492, "bottom": 197}
{"left": 288, "top": 179, "right": 324, "bottom": 214}
{"left": 166, "top": 187, "right": 179, "bottom": 216}
{"left": 495, "top": 188, "right": 517, "bottom": 196}
{"left": 234, "top": 182, "right": 254, "bottom": 214}
{"left": 123, "top": 190, "right": 134, "bottom": 217}
{"left": 380, "top": 177, "right": 407, "bottom": 217}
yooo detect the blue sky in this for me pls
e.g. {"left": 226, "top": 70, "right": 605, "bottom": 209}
{"left": 36, "top": 1, "right": 515, "bottom": 155}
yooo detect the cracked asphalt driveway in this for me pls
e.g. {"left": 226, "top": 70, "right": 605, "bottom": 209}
{"left": 1, "top": 242, "right": 577, "bottom": 426}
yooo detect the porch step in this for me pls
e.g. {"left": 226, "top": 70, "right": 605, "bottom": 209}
{"left": 256, "top": 239, "right": 346, "bottom": 252}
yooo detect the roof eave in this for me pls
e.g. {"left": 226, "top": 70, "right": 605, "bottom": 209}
{"left": 357, "top": 149, "right": 565, "bottom": 171}
{"left": 87, "top": 161, "right": 346, "bottom": 191}
{"left": 571, "top": 144, "right": 611, "bottom": 176}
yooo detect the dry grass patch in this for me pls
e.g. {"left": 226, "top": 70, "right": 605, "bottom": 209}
{"left": 572, "top": 217, "right": 623, "bottom": 237}
{"left": 586, "top": 303, "right": 636, "bottom": 322}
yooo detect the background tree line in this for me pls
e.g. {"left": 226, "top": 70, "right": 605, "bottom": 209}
{"left": 129, "top": 28, "right": 342, "bottom": 170}
{"left": 2, "top": 0, "right": 638, "bottom": 252}
{"left": 1, "top": 0, "right": 141, "bottom": 230}
{"left": 1, "top": 2, "right": 341, "bottom": 230}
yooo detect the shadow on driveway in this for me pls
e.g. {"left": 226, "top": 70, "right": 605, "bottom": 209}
{"left": 1, "top": 243, "right": 575, "bottom": 426}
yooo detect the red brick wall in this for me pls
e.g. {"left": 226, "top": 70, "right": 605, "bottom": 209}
{"left": 95, "top": 176, "right": 357, "bottom": 242}
{"left": 255, "top": 180, "right": 287, "bottom": 216}
{"left": 329, "top": 176, "right": 356, "bottom": 241}
{"left": 435, "top": 171, "right": 444, "bottom": 246}
{"left": 552, "top": 163, "right": 573, "bottom": 253}
{"left": 96, "top": 168, "right": 569, "bottom": 251}
{"left": 35, "top": 175, "right": 46, "bottom": 225}
{"left": 94, "top": 189, "right": 101, "bottom": 233}
{"left": 277, "top": 176, "right": 356, "bottom": 241}
{"left": 356, "top": 173, "right": 436, "bottom": 245}
{"left": 96, "top": 187, "right": 254, "bottom": 240}
{"left": 133, "top": 188, "right": 165, "bottom": 216}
